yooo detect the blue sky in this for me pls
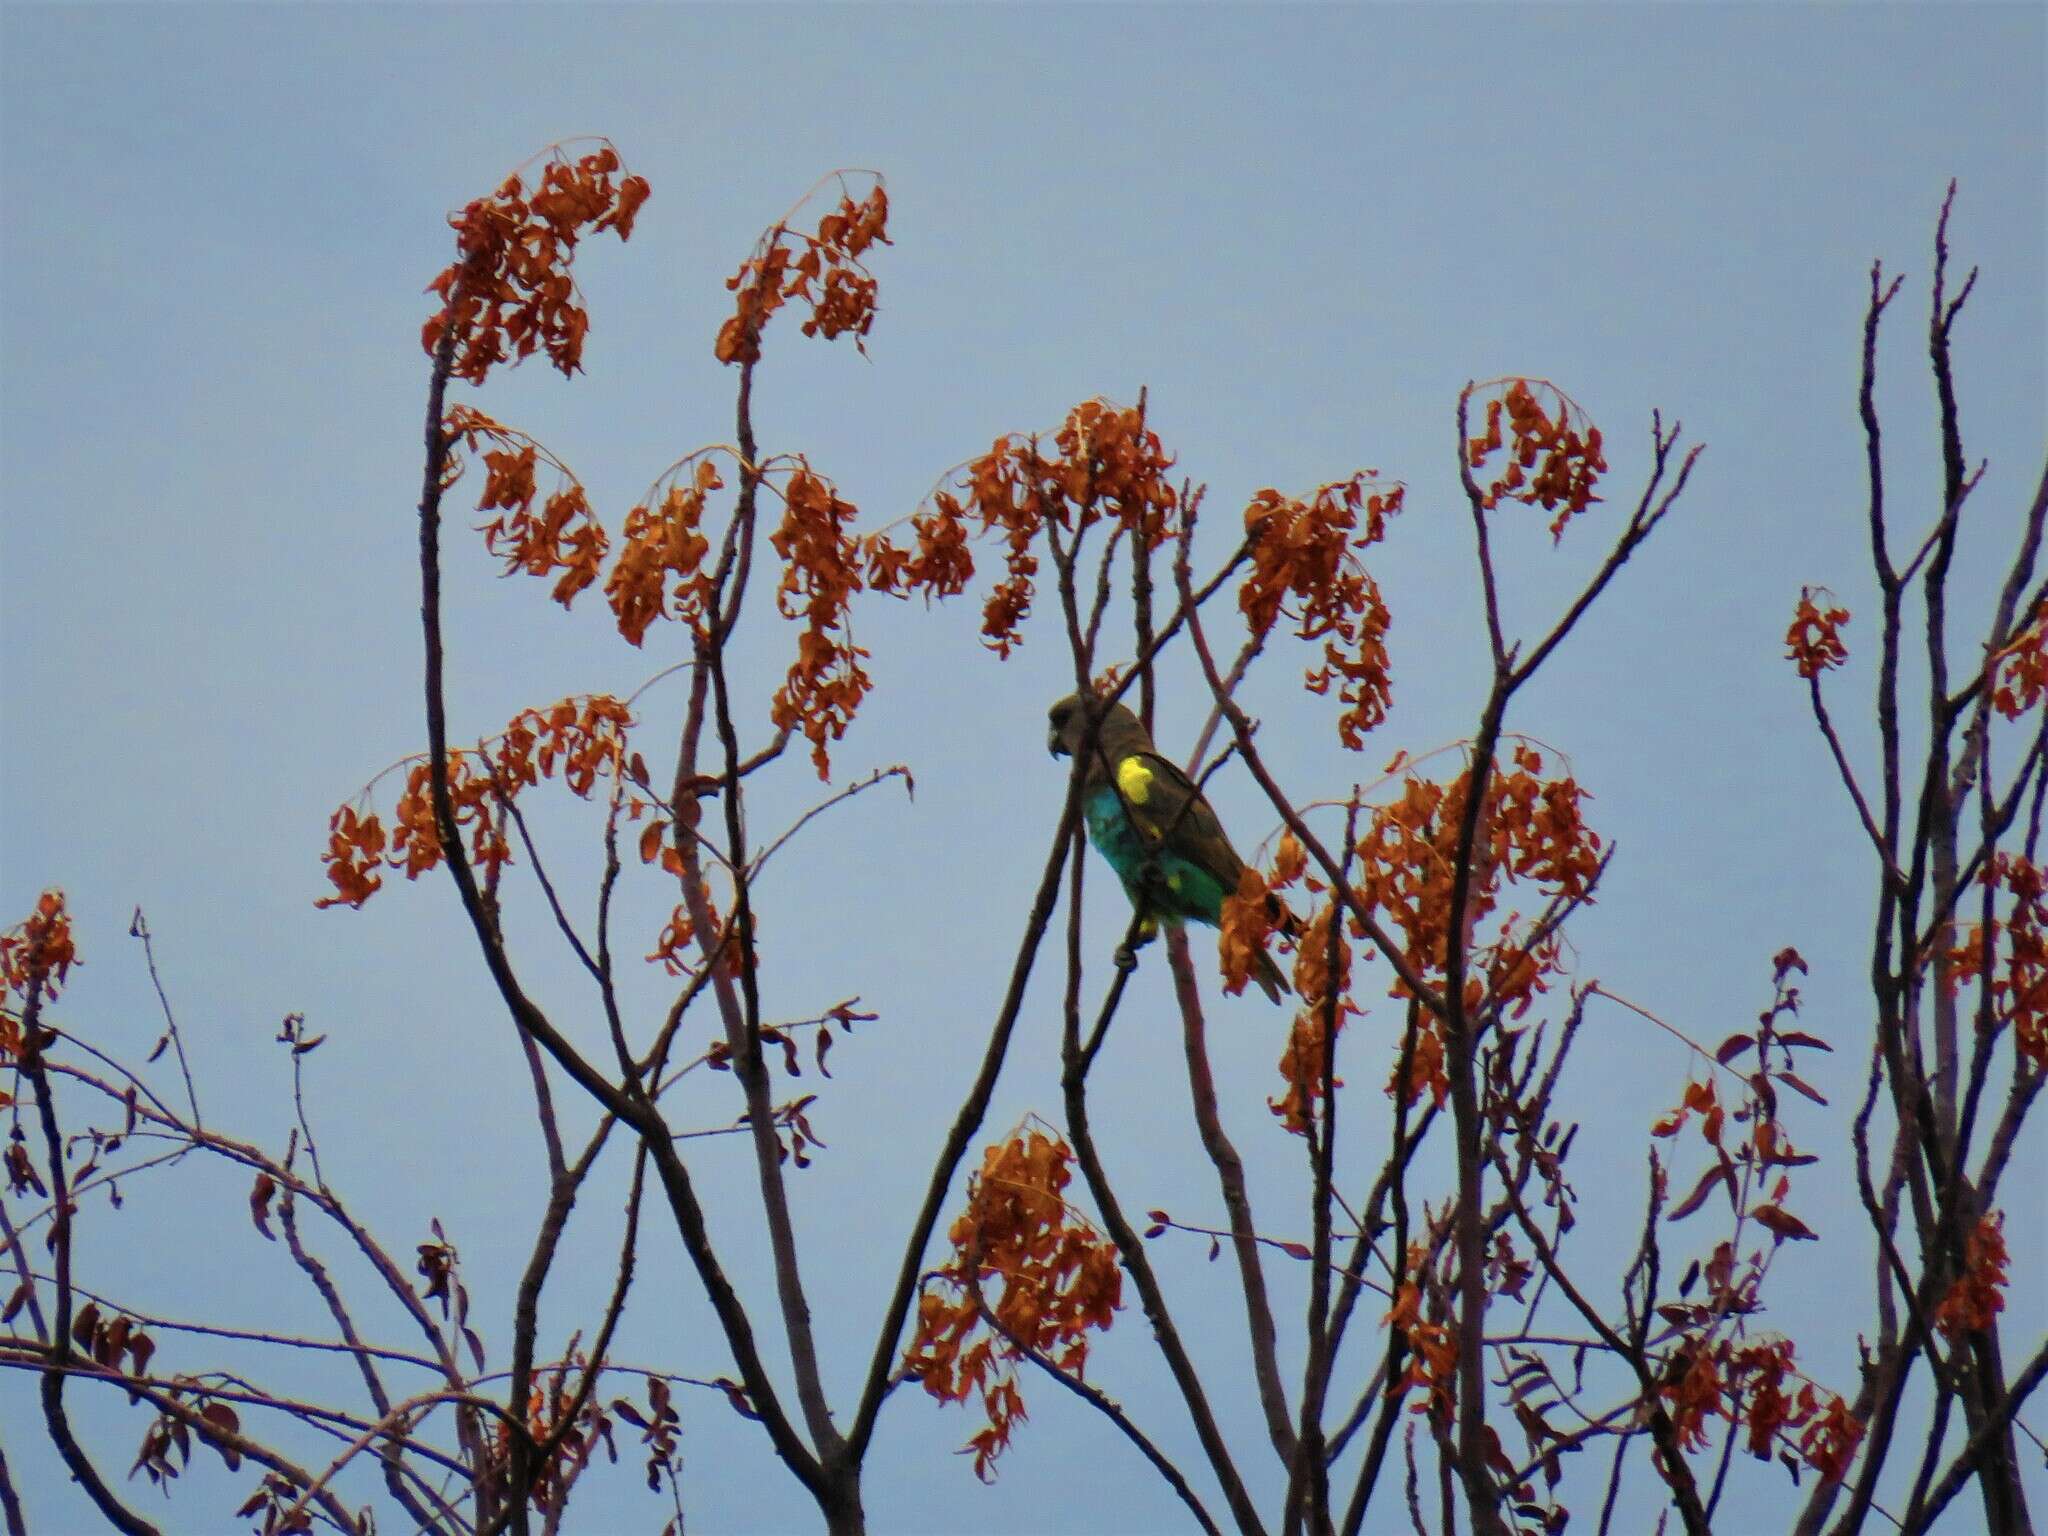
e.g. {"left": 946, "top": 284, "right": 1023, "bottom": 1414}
{"left": 3, "top": 3, "right": 2043, "bottom": 1532}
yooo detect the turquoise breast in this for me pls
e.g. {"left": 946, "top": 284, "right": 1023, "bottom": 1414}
{"left": 1082, "top": 786, "right": 1229, "bottom": 926}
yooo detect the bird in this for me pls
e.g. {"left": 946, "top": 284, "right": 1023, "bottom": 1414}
{"left": 1047, "top": 692, "right": 1292, "bottom": 1003}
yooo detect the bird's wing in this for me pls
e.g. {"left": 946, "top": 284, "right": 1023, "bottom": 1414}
{"left": 1113, "top": 752, "right": 1248, "bottom": 885}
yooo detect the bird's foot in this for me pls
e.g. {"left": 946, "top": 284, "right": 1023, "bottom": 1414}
{"left": 1113, "top": 943, "right": 1139, "bottom": 973}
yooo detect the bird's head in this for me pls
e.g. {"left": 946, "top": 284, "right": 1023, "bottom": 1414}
{"left": 1047, "top": 693, "right": 1146, "bottom": 762}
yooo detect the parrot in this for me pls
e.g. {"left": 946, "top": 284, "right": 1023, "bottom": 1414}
{"left": 1047, "top": 692, "right": 1293, "bottom": 1003}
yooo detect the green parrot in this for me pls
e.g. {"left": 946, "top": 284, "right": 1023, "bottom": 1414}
{"left": 1047, "top": 693, "right": 1292, "bottom": 1003}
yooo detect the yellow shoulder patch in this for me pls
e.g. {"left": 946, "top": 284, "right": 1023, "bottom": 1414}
{"left": 1115, "top": 755, "right": 1154, "bottom": 805}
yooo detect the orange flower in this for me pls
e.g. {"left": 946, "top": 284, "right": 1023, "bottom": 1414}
{"left": 716, "top": 181, "right": 889, "bottom": 366}
{"left": 608, "top": 459, "right": 723, "bottom": 646}
{"left": 769, "top": 467, "right": 873, "bottom": 779}
{"left": 1465, "top": 379, "right": 1606, "bottom": 539}
{"left": 444, "top": 408, "right": 610, "bottom": 609}
{"left": 1239, "top": 476, "right": 1402, "bottom": 748}
{"left": 1991, "top": 604, "right": 2048, "bottom": 719}
{"left": 1269, "top": 902, "right": 1356, "bottom": 1134}
{"left": 1786, "top": 587, "right": 1851, "bottom": 679}
{"left": 1385, "top": 1261, "right": 1458, "bottom": 1425}
{"left": 1219, "top": 867, "right": 1278, "bottom": 998}
{"left": 905, "top": 1130, "right": 1122, "bottom": 1481}
{"left": 1352, "top": 748, "right": 1599, "bottom": 1019}
{"left": 0, "top": 890, "right": 80, "bottom": 1017}
{"left": 1933, "top": 1211, "right": 2009, "bottom": 1338}
{"left": 424, "top": 142, "right": 647, "bottom": 384}
{"left": 318, "top": 696, "right": 634, "bottom": 908}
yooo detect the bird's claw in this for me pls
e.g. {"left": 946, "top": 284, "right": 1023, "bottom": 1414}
{"left": 1113, "top": 943, "right": 1138, "bottom": 973}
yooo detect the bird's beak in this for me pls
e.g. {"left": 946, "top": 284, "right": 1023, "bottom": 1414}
{"left": 1048, "top": 727, "right": 1066, "bottom": 759}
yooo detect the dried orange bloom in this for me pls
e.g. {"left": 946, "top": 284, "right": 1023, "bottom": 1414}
{"left": 0, "top": 891, "right": 80, "bottom": 1029}
{"left": 1465, "top": 379, "right": 1606, "bottom": 539}
{"left": 424, "top": 142, "right": 648, "bottom": 384}
{"left": 1657, "top": 1333, "right": 1863, "bottom": 1484}
{"left": 1948, "top": 854, "right": 2048, "bottom": 1069}
{"left": 1798, "top": 1391, "right": 1865, "bottom": 1484}
{"left": 1933, "top": 1211, "right": 2009, "bottom": 1338}
{"left": 607, "top": 458, "right": 724, "bottom": 647}
{"left": 1272, "top": 831, "right": 1308, "bottom": 888}
{"left": 872, "top": 399, "right": 1178, "bottom": 657}
{"left": 315, "top": 805, "right": 389, "bottom": 910}
{"left": 1269, "top": 902, "right": 1356, "bottom": 1134}
{"left": 1388, "top": 1018, "right": 1450, "bottom": 1110}
{"left": 1662, "top": 1341, "right": 1725, "bottom": 1452}
{"left": 1219, "top": 867, "right": 1279, "bottom": 999}
{"left": 443, "top": 407, "right": 608, "bottom": 608}
{"left": 769, "top": 466, "right": 873, "bottom": 778}
{"left": 1992, "top": 602, "right": 2048, "bottom": 719}
{"left": 645, "top": 888, "right": 726, "bottom": 980}
{"left": 1651, "top": 1077, "right": 1725, "bottom": 1145}
{"left": 905, "top": 1130, "right": 1122, "bottom": 1481}
{"left": 862, "top": 495, "right": 976, "bottom": 604}
{"left": 1385, "top": 1254, "right": 1457, "bottom": 1425}
{"left": 716, "top": 179, "right": 889, "bottom": 366}
{"left": 1240, "top": 475, "right": 1402, "bottom": 748}
{"left": 318, "top": 696, "right": 634, "bottom": 909}
{"left": 1353, "top": 746, "right": 1600, "bottom": 1010}
{"left": 1786, "top": 587, "right": 1852, "bottom": 678}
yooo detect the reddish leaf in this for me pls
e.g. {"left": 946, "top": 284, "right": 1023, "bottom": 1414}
{"left": 713, "top": 1376, "right": 761, "bottom": 1422}
{"left": 200, "top": 1403, "right": 243, "bottom": 1471}
{"left": 1778, "top": 1071, "right": 1828, "bottom": 1106}
{"left": 1715, "top": 1032, "right": 1756, "bottom": 1065}
{"left": 611, "top": 1398, "right": 649, "bottom": 1429}
{"left": 249, "top": 1173, "right": 277, "bottom": 1240}
{"left": 1752, "top": 1204, "right": 1818, "bottom": 1242}
{"left": 1668, "top": 1162, "right": 1734, "bottom": 1222}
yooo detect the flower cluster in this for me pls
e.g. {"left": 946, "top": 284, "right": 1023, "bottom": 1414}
{"left": 1350, "top": 748, "right": 1601, "bottom": 1104}
{"left": 1385, "top": 1248, "right": 1458, "bottom": 1426}
{"left": 905, "top": 1129, "right": 1123, "bottom": 1481}
{"left": 1785, "top": 588, "right": 1852, "bottom": 679}
{"left": 770, "top": 467, "right": 873, "bottom": 778}
{"left": 1932, "top": 1211, "right": 2009, "bottom": 1338}
{"left": 1269, "top": 901, "right": 1356, "bottom": 1135}
{"left": 716, "top": 179, "right": 890, "bottom": 366}
{"left": 317, "top": 696, "right": 636, "bottom": 909}
{"left": 875, "top": 399, "right": 1179, "bottom": 657}
{"left": 445, "top": 406, "right": 608, "bottom": 608}
{"left": 1, "top": 889, "right": 79, "bottom": 1022}
{"left": 1465, "top": 379, "right": 1606, "bottom": 539}
{"left": 1948, "top": 853, "right": 2048, "bottom": 1069}
{"left": 606, "top": 458, "right": 724, "bottom": 647}
{"left": 1239, "top": 475, "right": 1402, "bottom": 748}
{"left": 1654, "top": 1331, "right": 1863, "bottom": 1484}
{"left": 1992, "top": 603, "right": 2048, "bottom": 719}
{"left": 424, "top": 142, "right": 648, "bottom": 384}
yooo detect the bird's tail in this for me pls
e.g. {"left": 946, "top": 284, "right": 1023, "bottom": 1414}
{"left": 1251, "top": 898, "right": 1308, "bottom": 1006}
{"left": 1252, "top": 945, "right": 1291, "bottom": 1006}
